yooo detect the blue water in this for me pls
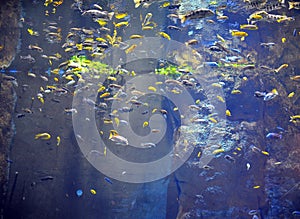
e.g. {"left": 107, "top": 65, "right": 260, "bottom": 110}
{"left": 3, "top": 0, "right": 300, "bottom": 218}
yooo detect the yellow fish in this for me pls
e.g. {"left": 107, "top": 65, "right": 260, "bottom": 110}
{"left": 288, "top": 92, "right": 295, "bottom": 98}
{"left": 97, "top": 86, "right": 106, "bottom": 92}
{"left": 157, "top": 31, "right": 171, "bottom": 40}
{"left": 114, "top": 21, "right": 129, "bottom": 28}
{"left": 27, "top": 28, "right": 39, "bottom": 36}
{"left": 231, "top": 30, "right": 248, "bottom": 37}
{"left": 148, "top": 86, "right": 157, "bottom": 92}
{"left": 143, "top": 121, "right": 149, "bottom": 127}
{"left": 96, "top": 19, "right": 107, "bottom": 26}
{"left": 261, "top": 151, "right": 269, "bottom": 156}
{"left": 35, "top": 133, "right": 51, "bottom": 140}
{"left": 216, "top": 95, "right": 225, "bottom": 103}
{"left": 115, "top": 12, "right": 128, "bottom": 19}
{"left": 107, "top": 76, "right": 117, "bottom": 81}
{"left": 240, "top": 24, "right": 258, "bottom": 30}
{"left": 253, "top": 185, "right": 260, "bottom": 189}
{"left": 160, "top": 2, "right": 170, "bottom": 8}
{"left": 209, "top": 117, "right": 218, "bottom": 123}
{"left": 130, "top": 34, "right": 144, "bottom": 39}
{"left": 226, "top": 109, "right": 232, "bottom": 116}
{"left": 211, "top": 83, "right": 222, "bottom": 88}
{"left": 125, "top": 44, "right": 137, "bottom": 54}
{"left": 56, "top": 136, "right": 61, "bottom": 146}
{"left": 114, "top": 117, "right": 120, "bottom": 127}
{"left": 231, "top": 89, "right": 242, "bottom": 94}
{"left": 212, "top": 148, "right": 225, "bottom": 155}
{"left": 100, "top": 92, "right": 110, "bottom": 98}
{"left": 152, "top": 108, "right": 157, "bottom": 113}
{"left": 142, "top": 26, "right": 154, "bottom": 30}
{"left": 38, "top": 96, "right": 44, "bottom": 104}
{"left": 90, "top": 189, "right": 97, "bottom": 195}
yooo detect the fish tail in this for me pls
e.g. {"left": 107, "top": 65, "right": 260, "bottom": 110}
{"left": 178, "top": 15, "right": 186, "bottom": 23}
{"left": 279, "top": 0, "right": 285, "bottom": 5}
{"left": 134, "top": 0, "right": 141, "bottom": 8}
{"left": 108, "top": 12, "right": 115, "bottom": 20}
{"left": 288, "top": 2, "right": 294, "bottom": 10}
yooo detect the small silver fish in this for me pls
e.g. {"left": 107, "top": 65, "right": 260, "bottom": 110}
{"left": 141, "top": 142, "right": 156, "bottom": 148}
{"left": 109, "top": 135, "right": 129, "bottom": 145}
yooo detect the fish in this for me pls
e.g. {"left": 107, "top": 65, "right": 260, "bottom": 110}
{"left": 260, "top": 1, "right": 286, "bottom": 12}
{"left": 141, "top": 142, "right": 156, "bottom": 148}
{"left": 231, "top": 30, "right": 248, "bottom": 37}
{"left": 56, "top": 136, "right": 61, "bottom": 146}
{"left": 90, "top": 189, "right": 97, "bottom": 195}
{"left": 254, "top": 90, "right": 271, "bottom": 99}
{"left": 231, "top": 89, "right": 242, "bottom": 94}
{"left": 160, "top": 1, "right": 170, "bottom": 8}
{"left": 118, "top": 107, "right": 133, "bottom": 112}
{"left": 292, "top": 211, "right": 300, "bottom": 216}
{"left": 130, "top": 34, "right": 144, "bottom": 39}
{"left": 185, "top": 39, "right": 198, "bottom": 45}
{"left": 109, "top": 133, "right": 129, "bottom": 145}
{"left": 212, "top": 148, "right": 225, "bottom": 155}
{"left": 188, "top": 105, "right": 201, "bottom": 111}
{"left": 35, "top": 132, "right": 51, "bottom": 140}
{"left": 263, "top": 89, "right": 278, "bottom": 101}
{"left": 157, "top": 31, "right": 171, "bottom": 40}
{"left": 148, "top": 86, "right": 157, "bottom": 92}
{"left": 134, "top": 0, "right": 159, "bottom": 8}
{"left": 114, "top": 21, "right": 129, "bottom": 28}
{"left": 288, "top": 1, "right": 300, "bottom": 9}
{"left": 260, "top": 42, "right": 276, "bottom": 48}
{"left": 28, "top": 44, "right": 43, "bottom": 52}
{"left": 209, "top": 117, "right": 218, "bottom": 123}
{"left": 142, "top": 26, "right": 154, "bottom": 30}
{"left": 216, "top": 95, "right": 225, "bottom": 103}
{"left": 167, "top": 25, "right": 182, "bottom": 31}
{"left": 178, "top": 8, "right": 214, "bottom": 23}
{"left": 240, "top": 24, "right": 258, "bottom": 30}
{"left": 274, "top": 63, "right": 288, "bottom": 73}
{"left": 115, "top": 12, "right": 128, "bottom": 19}
{"left": 290, "top": 75, "right": 300, "bottom": 80}
{"left": 82, "top": 10, "right": 114, "bottom": 20}
{"left": 27, "top": 28, "right": 39, "bottom": 36}
{"left": 125, "top": 44, "right": 137, "bottom": 54}
{"left": 226, "top": 109, "right": 232, "bottom": 116}
{"left": 20, "top": 54, "right": 35, "bottom": 63}
{"left": 266, "top": 132, "right": 282, "bottom": 139}
{"left": 143, "top": 121, "right": 149, "bottom": 127}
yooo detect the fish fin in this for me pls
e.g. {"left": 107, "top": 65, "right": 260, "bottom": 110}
{"left": 288, "top": 2, "right": 293, "bottom": 10}
{"left": 134, "top": 0, "right": 141, "bottom": 8}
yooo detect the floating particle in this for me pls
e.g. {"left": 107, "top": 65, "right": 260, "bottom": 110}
{"left": 76, "top": 189, "right": 83, "bottom": 197}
